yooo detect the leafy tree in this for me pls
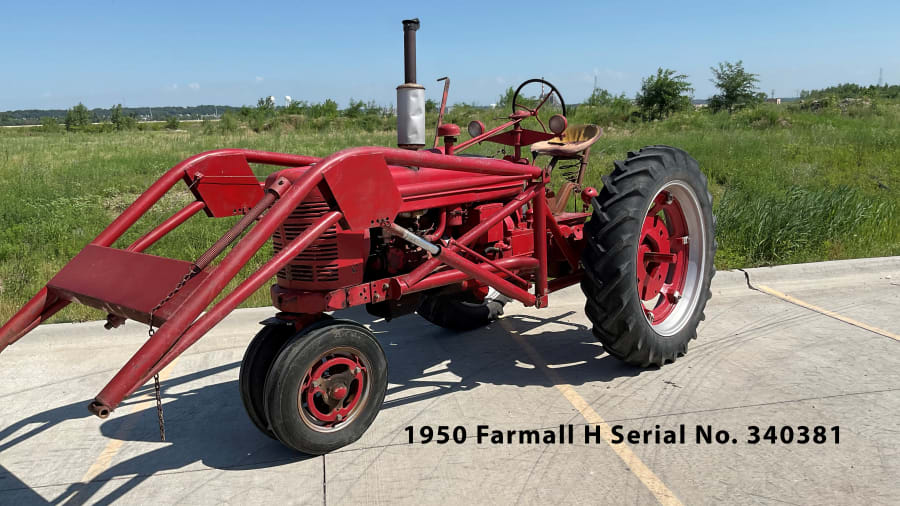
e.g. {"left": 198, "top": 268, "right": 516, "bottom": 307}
{"left": 309, "top": 99, "right": 339, "bottom": 118}
{"left": 635, "top": 68, "right": 693, "bottom": 120}
{"left": 256, "top": 96, "right": 275, "bottom": 111}
{"left": 64, "top": 102, "right": 91, "bottom": 131}
{"left": 165, "top": 116, "right": 180, "bottom": 130}
{"left": 425, "top": 98, "right": 437, "bottom": 114}
{"left": 708, "top": 61, "right": 761, "bottom": 112}
{"left": 585, "top": 88, "right": 631, "bottom": 109}
{"left": 110, "top": 104, "right": 122, "bottom": 127}
{"left": 344, "top": 99, "right": 365, "bottom": 118}
{"left": 109, "top": 104, "right": 136, "bottom": 130}
{"left": 495, "top": 86, "right": 516, "bottom": 109}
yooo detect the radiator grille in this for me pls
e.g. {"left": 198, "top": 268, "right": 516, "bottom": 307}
{"left": 273, "top": 200, "right": 338, "bottom": 282}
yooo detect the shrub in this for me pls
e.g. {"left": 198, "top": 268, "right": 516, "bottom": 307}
{"left": 219, "top": 111, "right": 239, "bottom": 133}
{"left": 709, "top": 61, "right": 762, "bottom": 112}
{"left": 64, "top": 103, "right": 92, "bottom": 131}
{"left": 165, "top": 116, "right": 180, "bottom": 130}
{"left": 40, "top": 117, "right": 63, "bottom": 133}
{"left": 635, "top": 68, "right": 693, "bottom": 121}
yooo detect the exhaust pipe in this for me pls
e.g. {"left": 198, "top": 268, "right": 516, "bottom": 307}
{"left": 397, "top": 18, "right": 425, "bottom": 149}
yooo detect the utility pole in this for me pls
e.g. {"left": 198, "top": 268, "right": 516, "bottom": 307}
{"left": 878, "top": 68, "right": 884, "bottom": 87}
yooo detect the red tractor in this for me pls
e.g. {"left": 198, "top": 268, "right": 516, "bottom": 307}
{"left": 0, "top": 19, "right": 715, "bottom": 455}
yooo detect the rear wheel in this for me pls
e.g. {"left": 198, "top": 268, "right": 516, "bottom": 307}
{"left": 417, "top": 288, "right": 507, "bottom": 331}
{"left": 264, "top": 320, "right": 387, "bottom": 455}
{"left": 581, "top": 145, "right": 716, "bottom": 367}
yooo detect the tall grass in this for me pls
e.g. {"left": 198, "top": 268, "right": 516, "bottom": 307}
{"left": 1, "top": 102, "right": 898, "bottom": 323}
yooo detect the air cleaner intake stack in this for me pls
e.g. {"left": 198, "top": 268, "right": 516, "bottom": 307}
{"left": 397, "top": 18, "right": 425, "bottom": 149}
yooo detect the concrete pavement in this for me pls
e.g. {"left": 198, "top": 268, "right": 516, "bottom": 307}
{"left": 0, "top": 257, "right": 898, "bottom": 505}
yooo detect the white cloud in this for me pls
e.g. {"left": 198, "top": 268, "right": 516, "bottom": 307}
{"left": 255, "top": 76, "right": 264, "bottom": 83}
{"left": 165, "top": 83, "right": 178, "bottom": 91}
{"left": 188, "top": 82, "right": 200, "bottom": 90}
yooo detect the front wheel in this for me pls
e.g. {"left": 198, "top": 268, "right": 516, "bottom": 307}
{"left": 264, "top": 319, "right": 387, "bottom": 454}
{"left": 580, "top": 146, "right": 716, "bottom": 367}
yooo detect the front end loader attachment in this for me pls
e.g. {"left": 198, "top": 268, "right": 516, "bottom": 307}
{"left": 0, "top": 146, "right": 534, "bottom": 418}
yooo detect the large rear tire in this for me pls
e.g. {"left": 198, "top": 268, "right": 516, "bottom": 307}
{"left": 581, "top": 146, "right": 716, "bottom": 367}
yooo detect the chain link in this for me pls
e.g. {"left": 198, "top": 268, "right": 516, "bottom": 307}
{"left": 153, "top": 374, "right": 165, "bottom": 441}
{"left": 146, "top": 266, "right": 198, "bottom": 441}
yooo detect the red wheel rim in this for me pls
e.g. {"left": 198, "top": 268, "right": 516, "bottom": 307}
{"left": 298, "top": 347, "right": 369, "bottom": 432}
{"left": 638, "top": 189, "right": 690, "bottom": 326}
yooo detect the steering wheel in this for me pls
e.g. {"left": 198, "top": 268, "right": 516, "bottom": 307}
{"left": 511, "top": 78, "right": 567, "bottom": 132}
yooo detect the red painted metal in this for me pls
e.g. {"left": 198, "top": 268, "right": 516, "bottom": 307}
{"left": 436, "top": 247, "right": 536, "bottom": 306}
{"left": 638, "top": 191, "right": 689, "bottom": 325}
{"left": 0, "top": 70, "right": 603, "bottom": 427}
{"left": 433, "top": 77, "right": 450, "bottom": 149}
{"left": 437, "top": 123, "right": 460, "bottom": 137}
{"left": 400, "top": 184, "right": 538, "bottom": 288}
{"left": 46, "top": 245, "right": 210, "bottom": 325}
{"left": 127, "top": 201, "right": 207, "bottom": 252}
{"left": 136, "top": 211, "right": 343, "bottom": 387}
{"left": 188, "top": 153, "right": 264, "bottom": 217}
{"left": 532, "top": 182, "right": 549, "bottom": 306}
{"left": 404, "top": 257, "right": 539, "bottom": 294}
{"left": 448, "top": 240, "right": 529, "bottom": 288}
{"left": 543, "top": 205, "right": 580, "bottom": 270}
{"left": 320, "top": 153, "right": 402, "bottom": 230}
{"left": 484, "top": 129, "right": 556, "bottom": 147}
{"left": 423, "top": 209, "right": 446, "bottom": 242}
{"left": 302, "top": 353, "right": 365, "bottom": 426}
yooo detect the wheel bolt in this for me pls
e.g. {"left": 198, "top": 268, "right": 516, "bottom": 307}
{"left": 336, "top": 414, "right": 343, "bottom": 422}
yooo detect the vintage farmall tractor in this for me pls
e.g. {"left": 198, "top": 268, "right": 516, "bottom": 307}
{"left": 0, "top": 19, "right": 715, "bottom": 454}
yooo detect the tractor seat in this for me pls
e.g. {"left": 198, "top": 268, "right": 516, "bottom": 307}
{"left": 531, "top": 124, "right": 603, "bottom": 158}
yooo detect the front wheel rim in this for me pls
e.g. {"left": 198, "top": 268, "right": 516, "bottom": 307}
{"left": 297, "top": 346, "right": 371, "bottom": 433}
{"left": 636, "top": 181, "right": 706, "bottom": 336}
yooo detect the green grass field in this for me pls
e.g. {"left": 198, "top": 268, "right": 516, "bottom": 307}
{"left": 1, "top": 103, "right": 898, "bottom": 323}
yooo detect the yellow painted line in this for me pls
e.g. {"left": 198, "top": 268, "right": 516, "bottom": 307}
{"left": 500, "top": 320, "right": 683, "bottom": 506}
{"left": 79, "top": 360, "right": 179, "bottom": 483}
{"left": 757, "top": 284, "right": 900, "bottom": 342}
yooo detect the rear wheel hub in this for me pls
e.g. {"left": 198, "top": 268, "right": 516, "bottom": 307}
{"left": 637, "top": 185, "right": 703, "bottom": 334}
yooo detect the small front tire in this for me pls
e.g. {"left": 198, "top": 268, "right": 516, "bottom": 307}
{"left": 239, "top": 324, "right": 294, "bottom": 439}
{"left": 264, "top": 320, "right": 388, "bottom": 455}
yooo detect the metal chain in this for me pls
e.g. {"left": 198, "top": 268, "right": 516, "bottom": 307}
{"left": 154, "top": 374, "right": 165, "bottom": 441}
{"left": 146, "top": 266, "right": 198, "bottom": 441}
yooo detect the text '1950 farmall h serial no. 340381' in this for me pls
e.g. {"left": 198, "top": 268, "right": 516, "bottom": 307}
{"left": 0, "top": 19, "right": 716, "bottom": 455}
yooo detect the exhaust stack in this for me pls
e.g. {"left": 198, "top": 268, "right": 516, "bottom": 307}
{"left": 397, "top": 18, "right": 425, "bottom": 149}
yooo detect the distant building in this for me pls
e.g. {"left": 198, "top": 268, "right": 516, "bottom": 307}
{"left": 766, "top": 98, "right": 782, "bottom": 105}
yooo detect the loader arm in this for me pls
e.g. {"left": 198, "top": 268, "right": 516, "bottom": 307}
{"left": 0, "top": 147, "right": 543, "bottom": 418}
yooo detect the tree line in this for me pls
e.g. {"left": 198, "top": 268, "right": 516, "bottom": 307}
{"left": 4, "top": 60, "right": 895, "bottom": 130}
{"left": 0, "top": 105, "right": 239, "bottom": 127}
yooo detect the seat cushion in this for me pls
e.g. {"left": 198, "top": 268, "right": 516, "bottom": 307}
{"left": 532, "top": 124, "right": 603, "bottom": 157}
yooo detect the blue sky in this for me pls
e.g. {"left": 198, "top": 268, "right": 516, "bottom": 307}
{"left": 1, "top": 0, "right": 897, "bottom": 110}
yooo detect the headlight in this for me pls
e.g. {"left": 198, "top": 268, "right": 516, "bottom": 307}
{"left": 549, "top": 114, "right": 567, "bottom": 136}
{"left": 467, "top": 120, "right": 485, "bottom": 138}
